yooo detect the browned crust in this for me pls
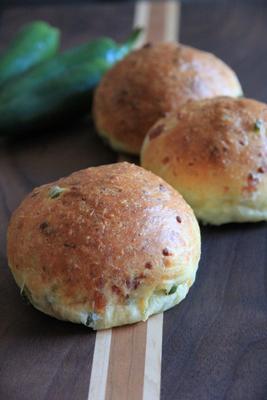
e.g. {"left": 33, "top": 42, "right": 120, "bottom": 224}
{"left": 93, "top": 43, "right": 242, "bottom": 155}
{"left": 7, "top": 162, "right": 198, "bottom": 314}
{"left": 141, "top": 97, "right": 267, "bottom": 202}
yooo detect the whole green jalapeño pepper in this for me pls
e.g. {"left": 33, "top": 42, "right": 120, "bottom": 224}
{"left": 0, "top": 21, "right": 60, "bottom": 87}
{"left": 0, "top": 28, "right": 141, "bottom": 135}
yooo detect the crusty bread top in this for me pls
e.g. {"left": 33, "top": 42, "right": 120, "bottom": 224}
{"left": 7, "top": 162, "right": 199, "bottom": 314}
{"left": 93, "top": 42, "right": 242, "bottom": 154}
{"left": 141, "top": 97, "right": 267, "bottom": 201}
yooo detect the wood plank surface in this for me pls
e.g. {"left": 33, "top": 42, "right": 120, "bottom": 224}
{"left": 162, "top": 3, "right": 267, "bottom": 400}
{"left": 1, "top": 2, "right": 267, "bottom": 400}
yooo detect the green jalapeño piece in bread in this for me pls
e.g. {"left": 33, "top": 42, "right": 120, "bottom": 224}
{"left": 7, "top": 162, "right": 200, "bottom": 329}
{"left": 141, "top": 97, "right": 267, "bottom": 225}
{"left": 93, "top": 42, "right": 242, "bottom": 155}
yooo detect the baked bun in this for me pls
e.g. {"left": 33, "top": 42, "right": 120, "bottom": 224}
{"left": 7, "top": 162, "right": 200, "bottom": 329}
{"left": 141, "top": 97, "right": 267, "bottom": 225}
{"left": 93, "top": 42, "right": 242, "bottom": 155}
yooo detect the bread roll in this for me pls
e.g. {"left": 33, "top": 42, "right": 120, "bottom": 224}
{"left": 7, "top": 162, "right": 200, "bottom": 329}
{"left": 93, "top": 42, "right": 242, "bottom": 155}
{"left": 141, "top": 97, "right": 267, "bottom": 225}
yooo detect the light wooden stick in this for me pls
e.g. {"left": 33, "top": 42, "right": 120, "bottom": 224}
{"left": 164, "top": 0, "right": 180, "bottom": 42}
{"left": 88, "top": 330, "right": 112, "bottom": 400}
{"left": 143, "top": 313, "right": 164, "bottom": 400}
{"left": 133, "top": 0, "right": 151, "bottom": 47}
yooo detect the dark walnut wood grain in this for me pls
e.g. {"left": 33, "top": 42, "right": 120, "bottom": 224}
{"left": 0, "top": 3, "right": 133, "bottom": 400}
{"left": 162, "top": 3, "right": 267, "bottom": 400}
{"left": 1, "top": 2, "right": 267, "bottom": 400}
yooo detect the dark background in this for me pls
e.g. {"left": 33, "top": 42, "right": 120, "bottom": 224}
{"left": 1, "top": 0, "right": 267, "bottom": 7}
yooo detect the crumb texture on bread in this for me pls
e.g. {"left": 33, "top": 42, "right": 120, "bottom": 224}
{"left": 7, "top": 162, "right": 200, "bottom": 329}
{"left": 141, "top": 97, "right": 267, "bottom": 225}
{"left": 93, "top": 42, "right": 242, "bottom": 155}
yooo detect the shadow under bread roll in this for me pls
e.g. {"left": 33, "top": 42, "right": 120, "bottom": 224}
{"left": 93, "top": 42, "right": 242, "bottom": 155}
{"left": 7, "top": 162, "right": 200, "bottom": 329}
{"left": 141, "top": 96, "right": 267, "bottom": 225}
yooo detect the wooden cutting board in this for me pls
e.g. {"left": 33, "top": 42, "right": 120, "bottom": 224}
{"left": 1, "top": 2, "right": 267, "bottom": 399}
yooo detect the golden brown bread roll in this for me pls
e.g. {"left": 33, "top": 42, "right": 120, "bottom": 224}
{"left": 7, "top": 162, "right": 200, "bottom": 329}
{"left": 141, "top": 96, "right": 267, "bottom": 225}
{"left": 93, "top": 42, "right": 242, "bottom": 155}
